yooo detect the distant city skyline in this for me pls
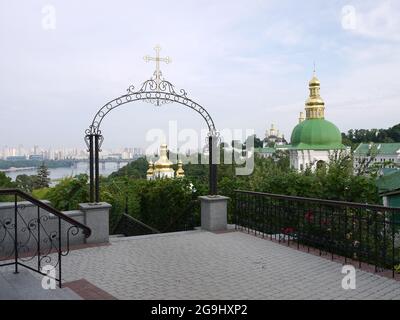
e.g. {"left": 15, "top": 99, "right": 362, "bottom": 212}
{"left": 1, "top": 1, "right": 399, "bottom": 148}
{"left": 0, "top": 144, "right": 145, "bottom": 160}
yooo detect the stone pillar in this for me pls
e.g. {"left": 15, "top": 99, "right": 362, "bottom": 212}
{"left": 79, "top": 202, "right": 111, "bottom": 244}
{"left": 198, "top": 196, "right": 229, "bottom": 232}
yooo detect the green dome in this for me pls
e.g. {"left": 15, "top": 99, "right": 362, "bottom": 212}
{"left": 290, "top": 119, "right": 344, "bottom": 150}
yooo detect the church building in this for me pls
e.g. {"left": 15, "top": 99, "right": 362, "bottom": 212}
{"left": 146, "top": 144, "right": 185, "bottom": 180}
{"left": 263, "top": 124, "right": 287, "bottom": 147}
{"left": 289, "top": 72, "right": 346, "bottom": 171}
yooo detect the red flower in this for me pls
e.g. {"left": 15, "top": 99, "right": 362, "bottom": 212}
{"left": 321, "top": 218, "right": 330, "bottom": 226}
{"left": 304, "top": 211, "right": 314, "bottom": 222}
{"left": 282, "top": 227, "right": 295, "bottom": 234}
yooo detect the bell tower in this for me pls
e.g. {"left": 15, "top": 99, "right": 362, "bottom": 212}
{"left": 305, "top": 71, "right": 325, "bottom": 119}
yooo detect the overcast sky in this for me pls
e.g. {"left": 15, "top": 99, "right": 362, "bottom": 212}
{"left": 0, "top": 0, "right": 399, "bottom": 150}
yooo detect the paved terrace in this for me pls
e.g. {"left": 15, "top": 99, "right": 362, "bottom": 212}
{"left": 54, "top": 229, "right": 400, "bottom": 300}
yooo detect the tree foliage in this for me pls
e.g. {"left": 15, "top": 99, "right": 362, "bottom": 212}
{"left": 0, "top": 172, "right": 14, "bottom": 188}
{"left": 109, "top": 157, "right": 148, "bottom": 179}
{"left": 134, "top": 178, "right": 197, "bottom": 232}
{"left": 15, "top": 174, "right": 36, "bottom": 193}
{"left": 20, "top": 149, "right": 380, "bottom": 233}
{"left": 35, "top": 162, "right": 51, "bottom": 188}
{"left": 45, "top": 174, "right": 89, "bottom": 211}
{"left": 342, "top": 123, "right": 400, "bottom": 148}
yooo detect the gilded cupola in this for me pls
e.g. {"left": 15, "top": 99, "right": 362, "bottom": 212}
{"left": 175, "top": 159, "right": 185, "bottom": 178}
{"left": 305, "top": 72, "right": 325, "bottom": 119}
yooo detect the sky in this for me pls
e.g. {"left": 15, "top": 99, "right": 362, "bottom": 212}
{"left": 0, "top": 0, "right": 399, "bottom": 151}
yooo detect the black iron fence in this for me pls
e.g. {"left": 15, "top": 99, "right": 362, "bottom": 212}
{"left": 112, "top": 199, "right": 199, "bottom": 237}
{"left": 0, "top": 189, "right": 91, "bottom": 287}
{"left": 234, "top": 190, "right": 400, "bottom": 278}
{"left": 113, "top": 213, "right": 160, "bottom": 237}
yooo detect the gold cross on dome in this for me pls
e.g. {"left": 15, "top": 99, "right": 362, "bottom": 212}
{"left": 144, "top": 45, "right": 171, "bottom": 90}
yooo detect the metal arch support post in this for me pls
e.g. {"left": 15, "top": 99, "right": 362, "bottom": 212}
{"left": 86, "top": 133, "right": 102, "bottom": 203}
{"left": 94, "top": 134, "right": 100, "bottom": 203}
{"left": 88, "top": 135, "right": 95, "bottom": 203}
{"left": 209, "top": 135, "right": 218, "bottom": 195}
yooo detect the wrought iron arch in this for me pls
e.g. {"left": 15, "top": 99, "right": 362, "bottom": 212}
{"left": 85, "top": 77, "right": 219, "bottom": 203}
{"left": 86, "top": 79, "right": 216, "bottom": 135}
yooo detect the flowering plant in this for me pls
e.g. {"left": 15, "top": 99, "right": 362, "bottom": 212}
{"left": 304, "top": 211, "right": 314, "bottom": 222}
{"left": 281, "top": 227, "right": 295, "bottom": 234}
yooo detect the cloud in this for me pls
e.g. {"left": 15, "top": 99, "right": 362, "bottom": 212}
{"left": 264, "top": 20, "right": 305, "bottom": 46}
{"left": 343, "top": 1, "right": 400, "bottom": 42}
{"left": 0, "top": 0, "right": 399, "bottom": 149}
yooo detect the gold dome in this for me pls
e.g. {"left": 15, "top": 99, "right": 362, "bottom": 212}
{"left": 176, "top": 160, "right": 185, "bottom": 178}
{"left": 146, "top": 160, "right": 154, "bottom": 178}
{"left": 309, "top": 75, "right": 320, "bottom": 86}
{"left": 270, "top": 123, "right": 276, "bottom": 136}
{"left": 153, "top": 144, "right": 175, "bottom": 177}
{"left": 154, "top": 144, "right": 173, "bottom": 170}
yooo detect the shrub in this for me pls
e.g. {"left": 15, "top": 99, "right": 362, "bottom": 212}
{"left": 46, "top": 174, "right": 89, "bottom": 211}
{"left": 135, "top": 178, "right": 198, "bottom": 232}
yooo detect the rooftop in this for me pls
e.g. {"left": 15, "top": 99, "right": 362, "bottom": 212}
{"left": 377, "top": 170, "right": 400, "bottom": 194}
{"left": 354, "top": 143, "right": 400, "bottom": 156}
{"left": 3, "top": 229, "right": 399, "bottom": 300}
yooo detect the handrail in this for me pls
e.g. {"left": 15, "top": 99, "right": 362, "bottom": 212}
{"left": 121, "top": 213, "right": 160, "bottom": 234}
{"left": 0, "top": 188, "right": 91, "bottom": 237}
{"left": 235, "top": 190, "right": 400, "bottom": 212}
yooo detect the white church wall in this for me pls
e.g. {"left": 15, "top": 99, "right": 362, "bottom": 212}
{"left": 290, "top": 149, "right": 337, "bottom": 171}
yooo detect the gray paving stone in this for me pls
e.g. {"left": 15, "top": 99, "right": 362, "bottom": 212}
{"left": 0, "top": 268, "right": 81, "bottom": 300}
{"left": 3, "top": 230, "right": 399, "bottom": 300}
{"left": 83, "top": 231, "right": 400, "bottom": 299}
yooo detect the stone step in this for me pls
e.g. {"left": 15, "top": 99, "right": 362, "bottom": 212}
{"left": 0, "top": 267, "right": 82, "bottom": 300}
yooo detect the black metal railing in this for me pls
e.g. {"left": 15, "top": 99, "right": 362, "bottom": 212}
{"left": 112, "top": 200, "right": 199, "bottom": 237}
{"left": 160, "top": 199, "right": 199, "bottom": 233}
{"left": 113, "top": 213, "right": 160, "bottom": 237}
{"left": 234, "top": 190, "right": 400, "bottom": 278}
{"left": 0, "top": 189, "right": 91, "bottom": 287}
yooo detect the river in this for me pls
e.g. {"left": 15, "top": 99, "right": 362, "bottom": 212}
{"left": 4, "top": 162, "right": 128, "bottom": 185}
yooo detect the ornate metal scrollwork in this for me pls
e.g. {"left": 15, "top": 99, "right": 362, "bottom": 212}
{"left": 85, "top": 73, "right": 216, "bottom": 136}
{"left": 0, "top": 218, "right": 16, "bottom": 260}
{"left": 0, "top": 205, "right": 84, "bottom": 276}
{"left": 98, "top": 134, "right": 104, "bottom": 151}
{"left": 0, "top": 189, "right": 91, "bottom": 288}
{"left": 61, "top": 226, "right": 79, "bottom": 257}
{"left": 84, "top": 134, "right": 91, "bottom": 151}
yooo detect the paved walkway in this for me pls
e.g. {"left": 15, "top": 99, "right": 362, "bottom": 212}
{"left": 58, "top": 230, "right": 400, "bottom": 300}
{"left": 0, "top": 266, "right": 81, "bottom": 300}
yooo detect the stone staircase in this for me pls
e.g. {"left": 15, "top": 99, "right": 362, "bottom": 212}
{"left": 0, "top": 266, "right": 81, "bottom": 300}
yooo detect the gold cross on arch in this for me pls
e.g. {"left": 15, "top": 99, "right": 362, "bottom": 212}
{"left": 144, "top": 45, "right": 171, "bottom": 90}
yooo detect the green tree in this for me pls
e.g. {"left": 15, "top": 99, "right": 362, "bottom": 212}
{"left": 109, "top": 157, "right": 148, "bottom": 179}
{"left": 34, "top": 162, "right": 51, "bottom": 188}
{"left": 248, "top": 134, "right": 263, "bottom": 148}
{"left": 0, "top": 172, "right": 14, "bottom": 188}
{"left": 25, "top": 146, "right": 381, "bottom": 236}
{"left": 342, "top": 123, "right": 400, "bottom": 145}
{"left": 46, "top": 174, "right": 89, "bottom": 210}
{"left": 15, "top": 174, "right": 36, "bottom": 193}
{"left": 0, "top": 172, "right": 15, "bottom": 201}
{"left": 135, "top": 178, "right": 198, "bottom": 232}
